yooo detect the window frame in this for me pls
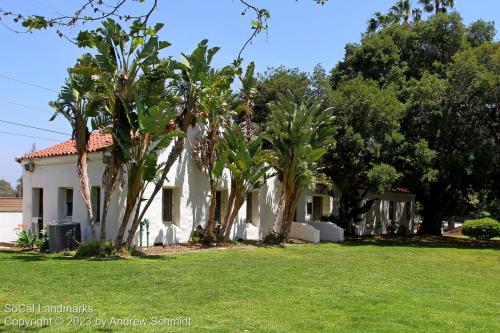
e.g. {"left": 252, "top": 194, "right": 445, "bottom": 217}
{"left": 91, "top": 187, "right": 101, "bottom": 223}
{"left": 162, "top": 188, "right": 173, "bottom": 222}
{"left": 65, "top": 188, "right": 73, "bottom": 217}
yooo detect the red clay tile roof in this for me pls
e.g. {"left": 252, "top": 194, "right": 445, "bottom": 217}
{"left": 16, "top": 131, "right": 112, "bottom": 162}
{"left": 0, "top": 197, "right": 22, "bottom": 212}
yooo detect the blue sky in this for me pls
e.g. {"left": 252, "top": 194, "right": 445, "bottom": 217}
{"left": 0, "top": 0, "right": 498, "bottom": 186}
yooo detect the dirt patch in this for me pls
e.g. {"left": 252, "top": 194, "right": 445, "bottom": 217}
{"left": 130, "top": 239, "right": 311, "bottom": 256}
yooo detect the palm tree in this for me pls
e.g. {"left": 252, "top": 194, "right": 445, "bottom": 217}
{"left": 218, "top": 127, "right": 271, "bottom": 242}
{"left": 49, "top": 55, "right": 100, "bottom": 240}
{"left": 390, "top": 0, "right": 412, "bottom": 23}
{"left": 418, "top": 0, "right": 455, "bottom": 15}
{"left": 263, "top": 91, "right": 335, "bottom": 241}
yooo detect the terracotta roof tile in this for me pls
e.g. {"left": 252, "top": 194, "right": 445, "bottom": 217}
{"left": 16, "top": 131, "right": 112, "bottom": 162}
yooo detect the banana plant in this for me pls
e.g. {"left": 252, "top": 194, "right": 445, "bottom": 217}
{"left": 219, "top": 127, "right": 271, "bottom": 242}
{"left": 263, "top": 91, "right": 335, "bottom": 241}
{"left": 188, "top": 45, "right": 241, "bottom": 241}
{"left": 75, "top": 19, "right": 171, "bottom": 250}
{"left": 134, "top": 40, "right": 232, "bottom": 236}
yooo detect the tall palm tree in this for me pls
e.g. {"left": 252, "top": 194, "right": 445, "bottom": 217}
{"left": 418, "top": 0, "right": 455, "bottom": 15}
{"left": 390, "top": 0, "right": 412, "bottom": 23}
{"left": 263, "top": 91, "right": 335, "bottom": 241}
{"left": 49, "top": 55, "right": 100, "bottom": 240}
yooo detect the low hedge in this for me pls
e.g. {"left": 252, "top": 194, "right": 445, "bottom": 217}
{"left": 462, "top": 217, "right": 500, "bottom": 240}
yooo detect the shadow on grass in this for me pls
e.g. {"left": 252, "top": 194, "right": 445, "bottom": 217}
{"left": 0, "top": 249, "right": 177, "bottom": 262}
{"left": 340, "top": 235, "right": 500, "bottom": 250}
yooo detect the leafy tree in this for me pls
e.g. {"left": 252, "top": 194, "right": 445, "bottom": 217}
{"left": 404, "top": 44, "right": 499, "bottom": 234}
{"left": 466, "top": 20, "right": 497, "bottom": 47}
{"left": 264, "top": 91, "right": 335, "bottom": 241}
{"left": 253, "top": 67, "right": 311, "bottom": 123}
{"left": 0, "top": 179, "right": 16, "bottom": 197}
{"left": 328, "top": 9, "right": 498, "bottom": 235}
{"left": 323, "top": 78, "right": 406, "bottom": 226}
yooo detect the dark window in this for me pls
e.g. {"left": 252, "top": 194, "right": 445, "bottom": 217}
{"left": 389, "top": 201, "right": 394, "bottom": 221}
{"left": 162, "top": 188, "right": 173, "bottom": 222}
{"left": 406, "top": 202, "right": 411, "bottom": 221}
{"left": 215, "top": 191, "right": 222, "bottom": 223}
{"left": 246, "top": 193, "right": 253, "bottom": 223}
{"left": 306, "top": 201, "right": 313, "bottom": 215}
{"left": 66, "top": 188, "right": 73, "bottom": 217}
{"left": 91, "top": 187, "right": 101, "bottom": 223}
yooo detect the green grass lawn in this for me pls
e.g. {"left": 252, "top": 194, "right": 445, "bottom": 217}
{"left": 0, "top": 239, "right": 499, "bottom": 332}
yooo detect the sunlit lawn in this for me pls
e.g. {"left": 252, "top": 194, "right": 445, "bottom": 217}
{"left": 0, "top": 238, "right": 499, "bottom": 332}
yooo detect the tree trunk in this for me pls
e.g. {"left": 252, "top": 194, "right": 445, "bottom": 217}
{"left": 419, "top": 207, "right": 444, "bottom": 235}
{"left": 271, "top": 186, "right": 286, "bottom": 233}
{"left": 280, "top": 189, "right": 300, "bottom": 242}
{"left": 222, "top": 194, "right": 244, "bottom": 243}
{"left": 220, "top": 182, "right": 236, "bottom": 240}
{"left": 125, "top": 189, "right": 144, "bottom": 248}
{"left": 205, "top": 180, "right": 218, "bottom": 239}
{"left": 100, "top": 155, "right": 120, "bottom": 249}
{"left": 76, "top": 149, "right": 95, "bottom": 240}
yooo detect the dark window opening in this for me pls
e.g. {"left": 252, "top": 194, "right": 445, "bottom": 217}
{"left": 406, "top": 202, "right": 411, "bottom": 221}
{"left": 389, "top": 201, "right": 394, "bottom": 222}
{"left": 215, "top": 191, "right": 222, "bottom": 224}
{"left": 306, "top": 201, "right": 313, "bottom": 215}
{"left": 66, "top": 188, "right": 73, "bottom": 217}
{"left": 246, "top": 193, "right": 253, "bottom": 223}
{"left": 162, "top": 188, "right": 173, "bottom": 222}
{"left": 91, "top": 187, "right": 101, "bottom": 223}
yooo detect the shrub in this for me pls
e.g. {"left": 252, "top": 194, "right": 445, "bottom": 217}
{"left": 75, "top": 241, "right": 115, "bottom": 258}
{"left": 462, "top": 218, "right": 500, "bottom": 240}
{"left": 263, "top": 230, "right": 282, "bottom": 244}
{"left": 16, "top": 230, "right": 37, "bottom": 249}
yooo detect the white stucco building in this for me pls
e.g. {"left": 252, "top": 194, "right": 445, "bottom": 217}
{"left": 16, "top": 130, "right": 415, "bottom": 246}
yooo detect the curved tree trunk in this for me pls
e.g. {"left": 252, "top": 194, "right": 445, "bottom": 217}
{"left": 125, "top": 192, "right": 143, "bottom": 248}
{"left": 76, "top": 148, "right": 95, "bottom": 240}
{"left": 280, "top": 189, "right": 300, "bottom": 242}
{"left": 100, "top": 154, "right": 121, "bottom": 249}
{"left": 205, "top": 180, "right": 218, "bottom": 240}
{"left": 271, "top": 186, "right": 286, "bottom": 233}
{"left": 223, "top": 195, "right": 244, "bottom": 243}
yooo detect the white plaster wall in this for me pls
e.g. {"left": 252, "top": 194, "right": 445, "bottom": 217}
{"left": 290, "top": 222, "right": 320, "bottom": 243}
{"left": 0, "top": 212, "right": 22, "bottom": 242}
{"left": 308, "top": 221, "right": 344, "bottom": 242}
{"left": 22, "top": 152, "right": 124, "bottom": 243}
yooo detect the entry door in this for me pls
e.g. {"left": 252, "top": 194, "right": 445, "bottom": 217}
{"left": 312, "top": 196, "right": 323, "bottom": 221}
